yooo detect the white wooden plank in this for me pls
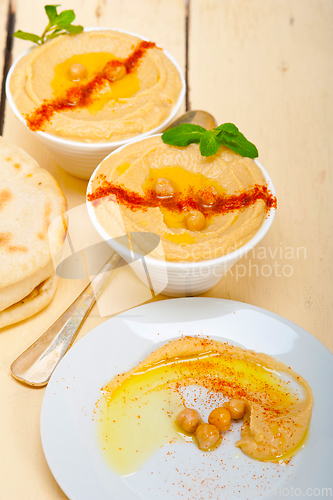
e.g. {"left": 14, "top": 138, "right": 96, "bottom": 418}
{"left": 189, "top": 0, "right": 333, "bottom": 352}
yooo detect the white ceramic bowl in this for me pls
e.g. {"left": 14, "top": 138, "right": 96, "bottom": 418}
{"left": 5, "top": 28, "right": 185, "bottom": 180}
{"left": 86, "top": 135, "right": 276, "bottom": 297}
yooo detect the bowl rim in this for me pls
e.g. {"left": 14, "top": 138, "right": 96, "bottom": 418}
{"left": 86, "top": 134, "right": 277, "bottom": 270}
{"left": 5, "top": 27, "right": 186, "bottom": 149}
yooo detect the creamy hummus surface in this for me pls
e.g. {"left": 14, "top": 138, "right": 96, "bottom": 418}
{"left": 10, "top": 31, "right": 183, "bottom": 142}
{"left": 90, "top": 135, "right": 273, "bottom": 262}
{"left": 96, "top": 337, "right": 313, "bottom": 475}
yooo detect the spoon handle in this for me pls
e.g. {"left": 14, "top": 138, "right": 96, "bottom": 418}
{"left": 10, "top": 252, "right": 121, "bottom": 387}
{"left": 10, "top": 110, "right": 217, "bottom": 388}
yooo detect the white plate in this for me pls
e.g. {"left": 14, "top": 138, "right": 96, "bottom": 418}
{"left": 40, "top": 298, "right": 333, "bottom": 500}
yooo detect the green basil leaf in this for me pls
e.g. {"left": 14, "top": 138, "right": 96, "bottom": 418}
{"left": 162, "top": 124, "right": 206, "bottom": 147}
{"left": 55, "top": 9, "right": 75, "bottom": 27}
{"left": 199, "top": 130, "right": 221, "bottom": 157}
{"left": 65, "top": 24, "right": 84, "bottom": 34}
{"left": 13, "top": 30, "right": 41, "bottom": 44}
{"left": 44, "top": 5, "right": 60, "bottom": 25}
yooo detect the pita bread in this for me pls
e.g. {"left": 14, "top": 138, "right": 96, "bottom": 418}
{"left": 0, "top": 260, "right": 54, "bottom": 311}
{"left": 0, "top": 137, "right": 67, "bottom": 328}
{"left": 0, "top": 137, "right": 67, "bottom": 288}
{"left": 0, "top": 275, "right": 58, "bottom": 329}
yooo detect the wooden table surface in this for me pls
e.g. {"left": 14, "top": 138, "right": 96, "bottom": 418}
{"left": 0, "top": 1, "right": 332, "bottom": 498}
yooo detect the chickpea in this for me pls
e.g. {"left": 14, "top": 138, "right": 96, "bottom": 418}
{"left": 103, "top": 62, "right": 127, "bottom": 81}
{"left": 197, "top": 187, "right": 218, "bottom": 206}
{"left": 195, "top": 423, "right": 220, "bottom": 450}
{"left": 176, "top": 408, "right": 200, "bottom": 433}
{"left": 68, "top": 63, "right": 88, "bottom": 82}
{"left": 154, "top": 178, "right": 176, "bottom": 198}
{"left": 66, "top": 89, "right": 83, "bottom": 106}
{"left": 208, "top": 407, "right": 231, "bottom": 432}
{"left": 184, "top": 210, "right": 206, "bottom": 231}
{"left": 223, "top": 399, "right": 245, "bottom": 420}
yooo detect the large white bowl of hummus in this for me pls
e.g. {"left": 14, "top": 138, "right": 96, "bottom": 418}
{"left": 6, "top": 28, "right": 185, "bottom": 179}
{"left": 86, "top": 135, "right": 276, "bottom": 296}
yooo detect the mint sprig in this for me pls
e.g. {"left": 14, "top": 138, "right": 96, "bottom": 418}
{"left": 160, "top": 123, "right": 206, "bottom": 146}
{"left": 162, "top": 122, "right": 258, "bottom": 158}
{"left": 199, "top": 129, "right": 220, "bottom": 156}
{"left": 13, "top": 5, "right": 83, "bottom": 45}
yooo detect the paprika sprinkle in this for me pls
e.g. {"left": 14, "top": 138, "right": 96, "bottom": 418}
{"left": 26, "top": 40, "right": 157, "bottom": 132}
{"left": 87, "top": 174, "right": 277, "bottom": 218}
{"left": 95, "top": 336, "right": 313, "bottom": 475}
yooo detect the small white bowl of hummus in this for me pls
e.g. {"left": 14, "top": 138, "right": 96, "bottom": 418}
{"left": 6, "top": 28, "right": 185, "bottom": 180}
{"left": 86, "top": 135, "right": 276, "bottom": 297}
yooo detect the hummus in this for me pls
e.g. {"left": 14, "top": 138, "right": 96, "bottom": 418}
{"left": 89, "top": 136, "right": 275, "bottom": 262}
{"left": 96, "top": 337, "right": 313, "bottom": 475}
{"left": 10, "top": 30, "right": 183, "bottom": 142}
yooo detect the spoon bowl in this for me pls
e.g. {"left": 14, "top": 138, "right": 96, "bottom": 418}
{"left": 166, "top": 110, "right": 217, "bottom": 130}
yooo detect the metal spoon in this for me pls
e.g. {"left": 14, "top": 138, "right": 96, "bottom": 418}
{"left": 166, "top": 110, "right": 216, "bottom": 130}
{"left": 10, "top": 110, "right": 217, "bottom": 387}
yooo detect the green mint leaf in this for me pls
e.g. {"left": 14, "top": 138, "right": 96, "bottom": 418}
{"left": 46, "top": 25, "right": 83, "bottom": 40}
{"left": 162, "top": 124, "right": 206, "bottom": 147}
{"left": 215, "top": 122, "right": 239, "bottom": 137}
{"left": 220, "top": 134, "right": 258, "bottom": 158}
{"left": 215, "top": 123, "right": 258, "bottom": 158}
{"left": 45, "top": 28, "right": 66, "bottom": 40}
{"left": 55, "top": 9, "right": 76, "bottom": 27}
{"left": 14, "top": 5, "right": 83, "bottom": 45}
{"left": 13, "top": 30, "right": 41, "bottom": 44}
{"left": 44, "top": 5, "right": 60, "bottom": 25}
{"left": 224, "top": 136, "right": 259, "bottom": 159}
{"left": 199, "top": 130, "right": 221, "bottom": 157}
{"left": 162, "top": 121, "right": 258, "bottom": 159}
{"left": 64, "top": 24, "right": 84, "bottom": 34}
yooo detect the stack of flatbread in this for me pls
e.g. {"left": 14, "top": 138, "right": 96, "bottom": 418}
{"left": 0, "top": 137, "right": 67, "bottom": 328}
